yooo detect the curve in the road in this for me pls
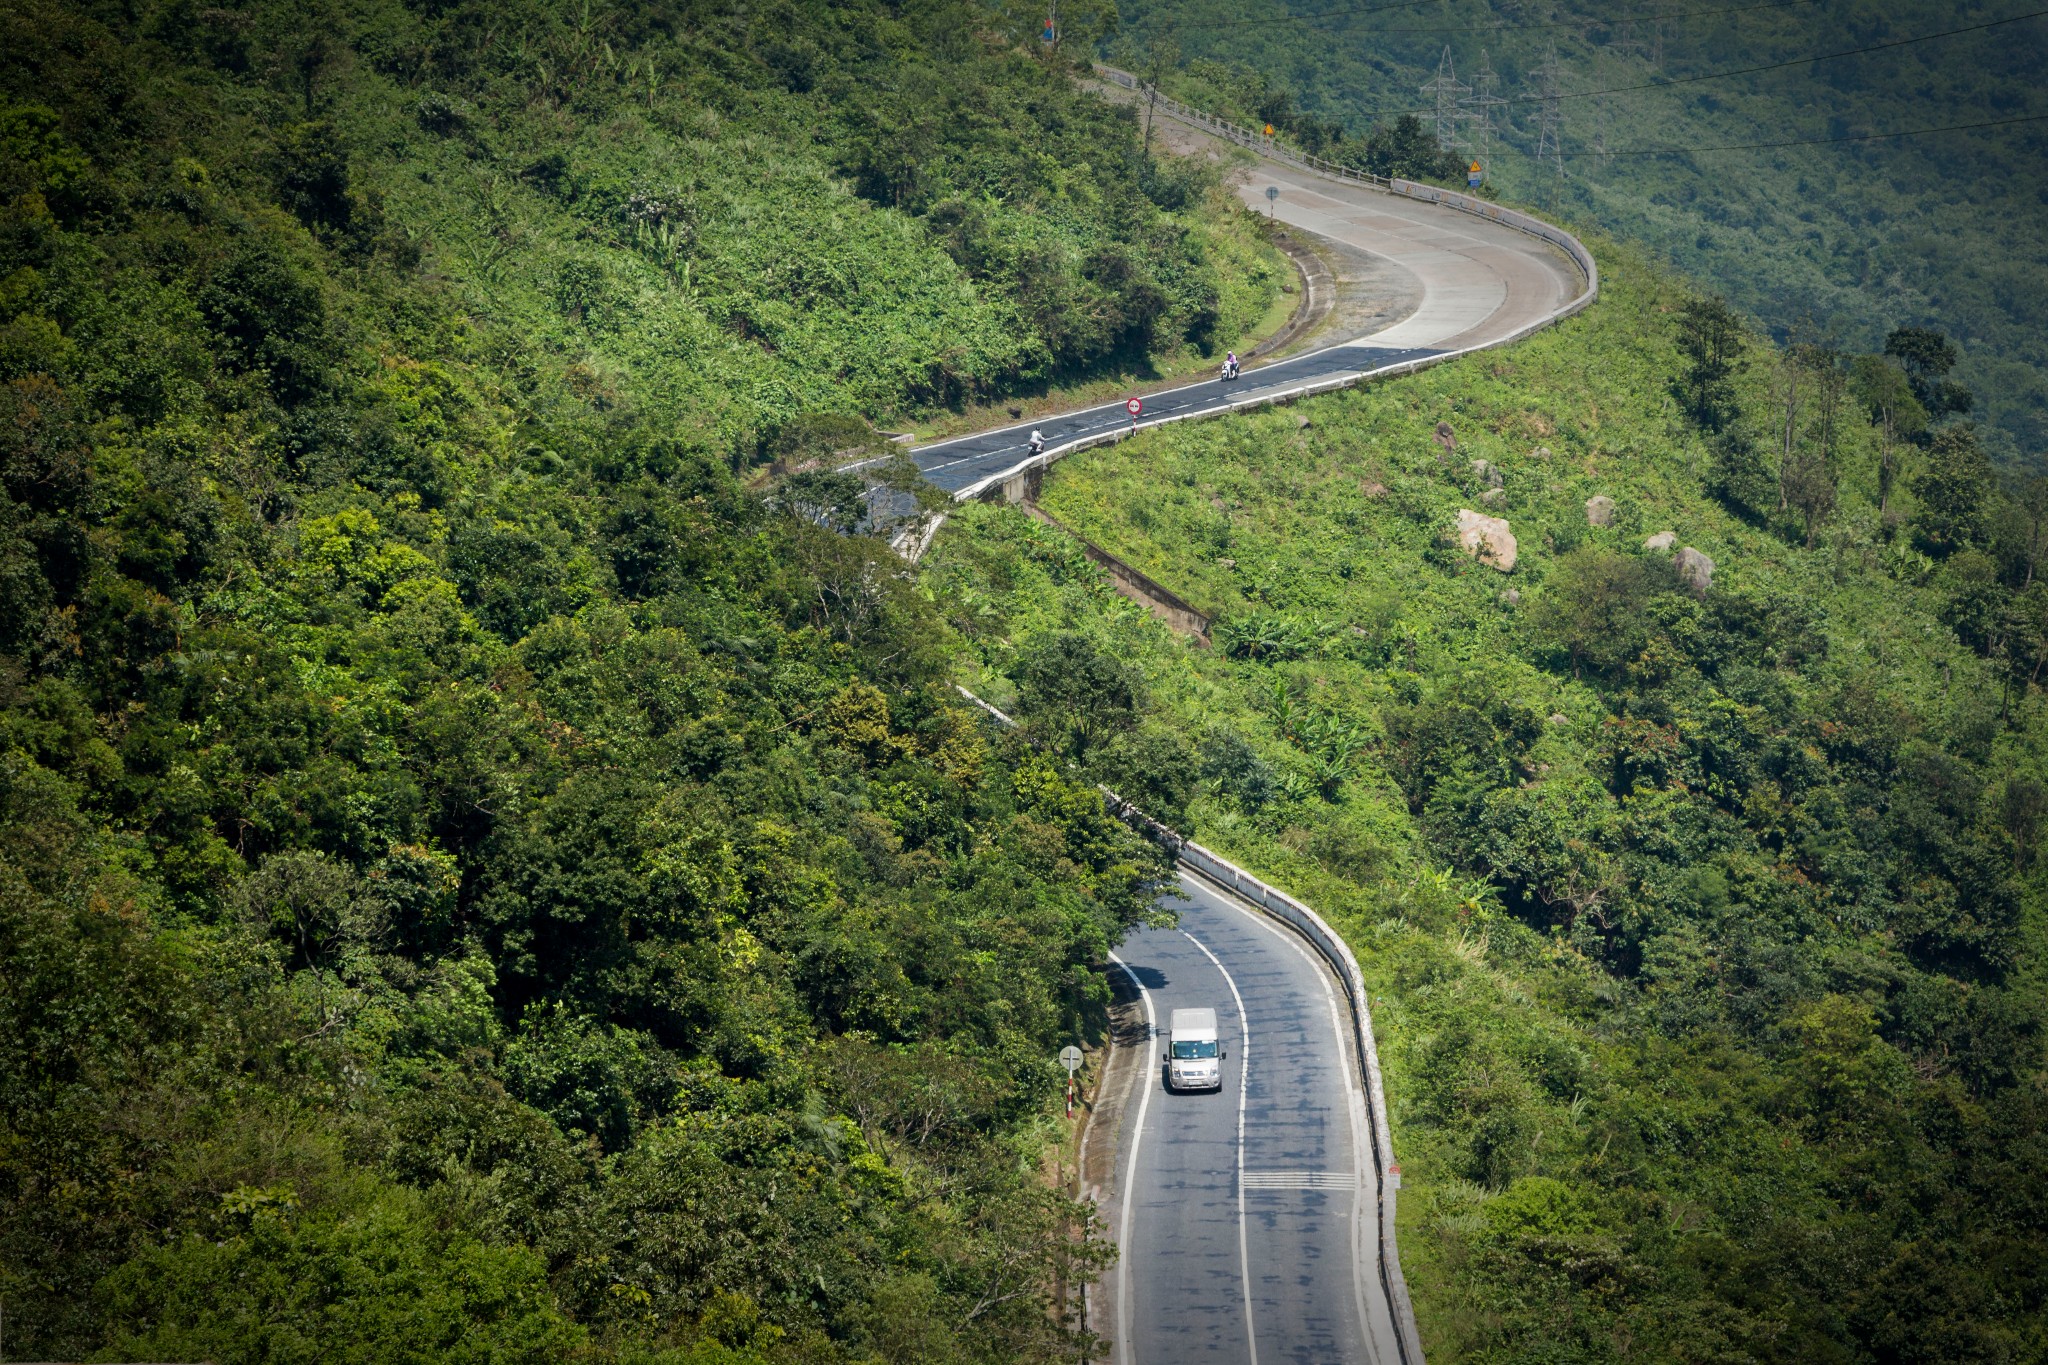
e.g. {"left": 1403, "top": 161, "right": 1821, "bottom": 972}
{"left": 934, "top": 92, "right": 1602, "bottom": 1365}
{"left": 886, "top": 92, "right": 1592, "bottom": 511}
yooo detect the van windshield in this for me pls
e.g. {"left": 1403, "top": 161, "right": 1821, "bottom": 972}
{"left": 1171, "top": 1040, "right": 1219, "bottom": 1060}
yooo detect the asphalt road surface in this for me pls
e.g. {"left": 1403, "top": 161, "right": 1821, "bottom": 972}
{"left": 909, "top": 342, "right": 1442, "bottom": 497}
{"left": 940, "top": 115, "right": 1587, "bottom": 1363}
{"left": 1103, "top": 873, "right": 1402, "bottom": 1365}
{"left": 889, "top": 132, "right": 1583, "bottom": 504}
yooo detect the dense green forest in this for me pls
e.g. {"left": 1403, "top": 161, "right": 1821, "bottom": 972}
{"left": 929, "top": 233, "right": 2048, "bottom": 1359}
{"left": 0, "top": 1, "right": 1311, "bottom": 1359}
{"left": 8, "top": 0, "right": 2046, "bottom": 1359}
{"left": 1110, "top": 0, "right": 2048, "bottom": 468}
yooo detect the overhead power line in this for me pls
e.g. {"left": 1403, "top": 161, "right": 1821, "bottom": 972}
{"left": 1345, "top": 6, "right": 2048, "bottom": 118}
{"left": 1147, "top": 0, "right": 1816, "bottom": 35}
{"left": 1575, "top": 109, "right": 2048, "bottom": 157}
{"left": 1530, "top": 6, "right": 2048, "bottom": 107}
{"left": 1151, "top": 0, "right": 1448, "bottom": 34}
{"left": 1333, "top": 0, "right": 1822, "bottom": 39}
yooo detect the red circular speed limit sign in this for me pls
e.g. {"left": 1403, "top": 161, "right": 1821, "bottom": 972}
{"left": 1125, "top": 398, "right": 1143, "bottom": 416}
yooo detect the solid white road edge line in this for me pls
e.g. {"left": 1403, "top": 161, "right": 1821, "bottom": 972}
{"left": 1179, "top": 927, "right": 1261, "bottom": 1365}
{"left": 1106, "top": 950, "right": 1156, "bottom": 1365}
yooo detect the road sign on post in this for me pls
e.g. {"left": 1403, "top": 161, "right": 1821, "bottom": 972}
{"left": 1265, "top": 185, "right": 1279, "bottom": 216}
{"left": 1468, "top": 161, "right": 1483, "bottom": 189}
{"left": 1263, "top": 122, "right": 1274, "bottom": 138}
{"left": 1059, "top": 1045, "right": 1084, "bottom": 1118}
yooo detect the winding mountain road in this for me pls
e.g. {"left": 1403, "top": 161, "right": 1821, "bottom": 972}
{"left": 928, "top": 100, "right": 1596, "bottom": 1365}
{"left": 895, "top": 121, "right": 1587, "bottom": 502}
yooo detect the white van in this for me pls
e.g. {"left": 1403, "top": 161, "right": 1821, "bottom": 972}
{"left": 1165, "top": 1007, "right": 1224, "bottom": 1091}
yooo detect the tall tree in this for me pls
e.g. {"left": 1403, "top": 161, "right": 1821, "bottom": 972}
{"left": 1675, "top": 296, "right": 1745, "bottom": 432}
{"left": 1011, "top": 631, "right": 1142, "bottom": 757}
{"left": 1885, "top": 325, "right": 1975, "bottom": 422}
{"left": 1913, "top": 424, "right": 1996, "bottom": 556}
{"left": 1851, "top": 355, "right": 1927, "bottom": 522}
{"left": 1783, "top": 446, "right": 1838, "bottom": 548}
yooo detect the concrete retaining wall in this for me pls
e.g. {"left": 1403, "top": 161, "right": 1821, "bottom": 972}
{"left": 1021, "top": 504, "right": 1212, "bottom": 642}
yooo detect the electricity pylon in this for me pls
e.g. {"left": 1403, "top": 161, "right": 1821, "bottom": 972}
{"left": 1419, "top": 47, "right": 1473, "bottom": 153}
{"left": 1530, "top": 42, "right": 1567, "bottom": 197}
{"left": 1461, "top": 48, "right": 1509, "bottom": 160}
{"left": 1610, "top": 2, "right": 1651, "bottom": 63}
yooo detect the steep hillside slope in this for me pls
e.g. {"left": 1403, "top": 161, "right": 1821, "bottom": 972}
{"left": 1114, "top": 0, "right": 2048, "bottom": 466}
{"left": 0, "top": 3, "right": 1296, "bottom": 1361}
{"left": 928, "top": 238, "right": 2048, "bottom": 1360}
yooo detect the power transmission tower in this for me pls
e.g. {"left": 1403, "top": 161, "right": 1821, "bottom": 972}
{"left": 1461, "top": 48, "right": 1510, "bottom": 160}
{"left": 1419, "top": 47, "right": 1472, "bottom": 153}
{"left": 1530, "top": 42, "right": 1567, "bottom": 195}
{"left": 1610, "top": 2, "right": 1651, "bottom": 63}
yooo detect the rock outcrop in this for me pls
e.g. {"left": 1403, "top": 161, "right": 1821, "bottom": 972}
{"left": 1456, "top": 509, "right": 1517, "bottom": 572}
{"left": 1585, "top": 495, "right": 1615, "bottom": 527}
{"left": 1674, "top": 546, "right": 1715, "bottom": 594}
{"left": 1643, "top": 530, "right": 1677, "bottom": 552}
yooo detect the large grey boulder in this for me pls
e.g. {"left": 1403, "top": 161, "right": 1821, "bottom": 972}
{"left": 1674, "top": 546, "right": 1715, "bottom": 594}
{"left": 1456, "top": 509, "right": 1518, "bottom": 572}
{"left": 1643, "top": 530, "right": 1677, "bottom": 552}
{"left": 1470, "top": 458, "right": 1505, "bottom": 488}
{"left": 1585, "top": 495, "right": 1615, "bottom": 527}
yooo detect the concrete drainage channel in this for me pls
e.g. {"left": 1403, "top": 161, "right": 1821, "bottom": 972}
{"left": 953, "top": 686, "right": 1426, "bottom": 1365}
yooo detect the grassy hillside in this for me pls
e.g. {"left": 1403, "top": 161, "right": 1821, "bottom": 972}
{"left": 926, "top": 237, "right": 2048, "bottom": 1360}
{"left": 0, "top": 2, "right": 1303, "bottom": 1360}
{"left": 1111, "top": 0, "right": 2048, "bottom": 468}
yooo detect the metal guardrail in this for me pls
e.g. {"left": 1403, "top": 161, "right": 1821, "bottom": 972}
{"left": 943, "top": 85, "right": 1612, "bottom": 1361}
{"left": 943, "top": 71, "right": 1599, "bottom": 512}
{"left": 1098, "top": 64, "right": 1598, "bottom": 321}
{"left": 952, "top": 685, "right": 1423, "bottom": 1364}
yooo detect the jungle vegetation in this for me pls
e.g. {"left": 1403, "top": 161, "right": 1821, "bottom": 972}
{"left": 929, "top": 238, "right": 2048, "bottom": 1361}
{"left": 8, "top": 0, "right": 2045, "bottom": 1360}
{"left": 0, "top": 0, "right": 1302, "bottom": 1359}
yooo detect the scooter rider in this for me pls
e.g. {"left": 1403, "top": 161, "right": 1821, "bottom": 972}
{"left": 1221, "top": 351, "right": 1240, "bottom": 380}
{"left": 1027, "top": 429, "right": 1045, "bottom": 455}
